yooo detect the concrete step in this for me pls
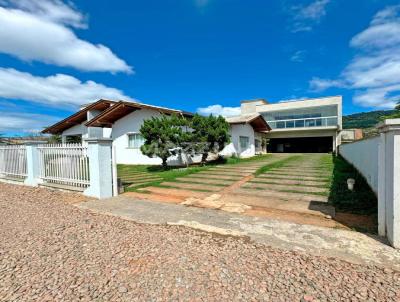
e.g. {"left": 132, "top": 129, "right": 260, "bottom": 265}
{"left": 138, "top": 186, "right": 208, "bottom": 199}
{"left": 184, "top": 174, "right": 243, "bottom": 181}
{"left": 233, "top": 187, "right": 329, "bottom": 203}
{"left": 197, "top": 171, "right": 250, "bottom": 177}
{"left": 210, "top": 168, "right": 257, "bottom": 173}
{"left": 269, "top": 169, "right": 331, "bottom": 177}
{"left": 161, "top": 182, "right": 222, "bottom": 192}
{"left": 118, "top": 172, "right": 147, "bottom": 177}
{"left": 250, "top": 178, "right": 328, "bottom": 187}
{"left": 258, "top": 174, "right": 330, "bottom": 182}
{"left": 120, "top": 175, "right": 161, "bottom": 181}
{"left": 175, "top": 177, "right": 235, "bottom": 186}
{"left": 242, "top": 182, "right": 329, "bottom": 194}
{"left": 127, "top": 180, "right": 163, "bottom": 187}
{"left": 220, "top": 193, "right": 335, "bottom": 218}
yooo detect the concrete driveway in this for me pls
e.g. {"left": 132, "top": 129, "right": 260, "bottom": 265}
{"left": 127, "top": 154, "right": 339, "bottom": 229}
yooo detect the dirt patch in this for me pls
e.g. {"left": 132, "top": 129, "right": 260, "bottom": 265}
{"left": 335, "top": 212, "right": 378, "bottom": 233}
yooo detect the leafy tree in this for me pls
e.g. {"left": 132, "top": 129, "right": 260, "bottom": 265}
{"left": 190, "top": 114, "right": 230, "bottom": 164}
{"left": 140, "top": 114, "right": 189, "bottom": 168}
{"left": 379, "top": 100, "right": 400, "bottom": 121}
{"left": 48, "top": 134, "right": 62, "bottom": 144}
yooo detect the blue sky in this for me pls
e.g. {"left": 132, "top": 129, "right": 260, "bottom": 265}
{"left": 1, "top": 0, "right": 400, "bottom": 135}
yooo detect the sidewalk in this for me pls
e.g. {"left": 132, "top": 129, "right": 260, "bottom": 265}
{"left": 77, "top": 195, "right": 400, "bottom": 271}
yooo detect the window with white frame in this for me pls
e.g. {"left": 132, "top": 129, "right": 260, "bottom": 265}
{"left": 239, "top": 136, "right": 249, "bottom": 150}
{"left": 128, "top": 133, "right": 145, "bottom": 148}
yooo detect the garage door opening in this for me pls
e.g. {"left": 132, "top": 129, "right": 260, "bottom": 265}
{"left": 267, "top": 137, "right": 333, "bottom": 153}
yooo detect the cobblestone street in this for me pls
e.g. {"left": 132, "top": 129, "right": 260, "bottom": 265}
{"left": 0, "top": 183, "right": 399, "bottom": 301}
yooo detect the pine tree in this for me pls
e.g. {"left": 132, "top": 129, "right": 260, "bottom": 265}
{"left": 140, "top": 114, "right": 188, "bottom": 168}
{"left": 190, "top": 114, "right": 230, "bottom": 164}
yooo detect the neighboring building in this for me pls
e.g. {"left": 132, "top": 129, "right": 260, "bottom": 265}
{"left": 341, "top": 129, "right": 363, "bottom": 143}
{"left": 222, "top": 113, "right": 270, "bottom": 158}
{"left": 237, "top": 96, "right": 342, "bottom": 153}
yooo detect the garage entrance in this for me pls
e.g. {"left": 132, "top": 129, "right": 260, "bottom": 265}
{"left": 267, "top": 136, "right": 333, "bottom": 153}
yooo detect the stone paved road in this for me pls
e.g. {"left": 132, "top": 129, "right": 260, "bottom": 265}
{"left": 0, "top": 183, "right": 399, "bottom": 302}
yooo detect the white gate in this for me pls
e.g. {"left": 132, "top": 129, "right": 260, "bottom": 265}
{"left": 0, "top": 145, "right": 27, "bottom": 179}
{"left": 38, "top": 144, "right": 90, "bottom": 189}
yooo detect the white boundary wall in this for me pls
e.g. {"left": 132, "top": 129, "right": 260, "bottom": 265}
{"left": 339, "top": 137, "right": 379, "bottom": 194}
{"left": 339, "top": 119, "right": 400, "bottom": 248}
{"left": 0, "top": 140, "right": 114, "bottom": 199}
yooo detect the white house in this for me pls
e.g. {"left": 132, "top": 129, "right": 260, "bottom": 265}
{"left": 221, "top": 113, "right": 270, "bottom": 158}
{"left": 237, "top": 96, "right": 343, "bottom": 153}
{"left": 43, "top": 96, "right": 342, "bottom": 165}
{"left": 43, "top": 99, "right": 269, "bottom": 165}
{"left": 43, "top": 100, "right": 196, "bottom": 165}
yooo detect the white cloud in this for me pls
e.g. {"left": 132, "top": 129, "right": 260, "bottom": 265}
{"left": 0, "top": 67, "right": 132, "bottom": 107}
{"left": 289, "top": 0, "right": 330, "bottom": 33}
{"left": 309, "top": 5, "right": 400, "bottom": 108}
{"left": 0, "top": 112, "right": 61, "bottom": 134}
{"left": 3, "top": 0, "right": 87, "bottom": 28}
{"left": 0, "top": 2, "right": 132, "bottom": 73}
{"left": 309, "top": 77, "right": 345, "bottom": 92}
{"left": 290, "top": 50, "right": 306, "bottom": 62}
{"left": 197, "top": 104, "right": 241, "bottom": 117}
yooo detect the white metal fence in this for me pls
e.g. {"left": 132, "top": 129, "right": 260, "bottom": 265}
{"left": 0, "top": 145, "right": 27, "bottom": 179}
{"left": 37, "top": 144, "right": 90, "bottom": 188}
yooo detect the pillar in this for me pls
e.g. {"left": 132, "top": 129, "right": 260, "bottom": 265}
{"left": 24, "top": 141, "right": 45, "bottom": 186}
{"left": 83, "top": 138, "right": 114, "bottom": 199}
{"left": 377, "top": 119, "right": 400, "bottom": 248}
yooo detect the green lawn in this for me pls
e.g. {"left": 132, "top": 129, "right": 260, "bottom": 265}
{"left": 325, "top": 155, "right": 377, "bottom": 215}
{"left": 118, "top": 164, "right": 213, "bottom": 191}
{"left": 118, "top": 154, "right": 272, "bottom": 192}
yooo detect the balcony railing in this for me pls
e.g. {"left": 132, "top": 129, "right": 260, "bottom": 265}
{"left": 267, "top": 116, "right": 338, "bottom": 130}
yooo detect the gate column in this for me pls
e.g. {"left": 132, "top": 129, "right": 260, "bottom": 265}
{"left": 83, "top": 138, "right": 113, "bottom": 199}
{"left": 24, "top": 141, "right": 45, "bottom": 187}
{"left": 377, "top": 119, "right": 400, "bottom": 248}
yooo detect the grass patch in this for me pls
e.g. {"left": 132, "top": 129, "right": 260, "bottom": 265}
{"left": 277, "top": 189, "right": 329, "bottom": 197}
{"left": 172, "top": 180, "right": 228, "bottom": 187}
{"left": 118, "top": 164, "right": 216, "bottom": 191}
{"left": 328, "top": 155, "right": 377, "bottom": 215}
{"left": 223, "top": 154, "right": 272, "bottom": 165}
{"left": 156, "top": 184, "right": 214, "bottom": 192}
{"left": 246, "top": 185, "right": 329, "bottom": 196}
{"left": 254, "top": 155, "right": 303, "bottom": 176}
{"left": 256, "top": 175, "right": 330, "bottom": 182}
{"left": 119, "top": 154, "right": 272, "bottom": 192}
{"left": 249, "top": 180, "right": 328, "bottom": 188}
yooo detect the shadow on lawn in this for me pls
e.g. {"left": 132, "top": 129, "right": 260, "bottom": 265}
{"left": 327, "top": 154, "right": 378, "bottom": 233}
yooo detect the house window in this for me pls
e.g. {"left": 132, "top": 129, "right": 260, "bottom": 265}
{"left": 128, "top": 133, "right": 144, "bottom": 148}
{"left": 255, "top": 139, "right": 261, "bottom": 148}
{"left": 239, "top": 136, "right": 249, "bottom": 150}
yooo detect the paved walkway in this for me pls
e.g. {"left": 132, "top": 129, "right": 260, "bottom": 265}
{"left": 78, "top": 195, "right": 400, "bottom": 271}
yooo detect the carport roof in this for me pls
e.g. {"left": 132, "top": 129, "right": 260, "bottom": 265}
{"left": 85, "top": 101, "right": 194, "bottom": 128}
{"left": 42, "top": 99, "right": 116, "bottom": 134}
{"left": 226, "top": 113, "right": 271, "bottom": 132}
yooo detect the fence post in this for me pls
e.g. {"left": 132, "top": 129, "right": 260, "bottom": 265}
{"left": 24, "top": 141, "right": 45, "bottom": 186}
{"left": 377, "top": 118, "right": 400, "bottom": 248}
{"left": 83, "top": 138, "right": 113, "bottom": 199}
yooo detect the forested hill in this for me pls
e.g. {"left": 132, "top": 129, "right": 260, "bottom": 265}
{"left": 343, "top": 110, "right": 395, "bottom": 129}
